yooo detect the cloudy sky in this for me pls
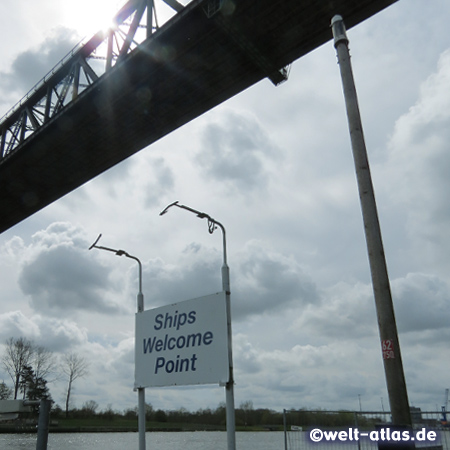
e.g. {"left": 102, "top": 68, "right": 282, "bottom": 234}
{"left": 0, "top": 0, "right": 449, "bottom": 416}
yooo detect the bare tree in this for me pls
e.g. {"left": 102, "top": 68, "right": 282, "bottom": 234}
{"left": 2, "top": 337, "right": 34, "bottom": 399}
{"left": 82, "top": 400, "right": 99, "bottom": 416}
{"left": 33, "top": 345, "right": 57, "bottom": 382}
{"left": 61, "top": 353, "right": 89, "bottom": 417}
{"left": 240, "top": 400, "right": 254, "bottom": 426}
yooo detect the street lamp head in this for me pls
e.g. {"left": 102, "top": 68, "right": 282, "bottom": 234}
{"left": 88, "top": 234, "right": 131, "bottom": 259}
{"left": 159, "top": 200, "right": 179, "bottom": 216}
{"left": 159, "top": 200, "right": 222, "bottom": 235}
{"left": 88, "top": 233, "right": 102, "bottom": 250}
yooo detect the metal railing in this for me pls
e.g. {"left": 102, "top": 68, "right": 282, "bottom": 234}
{"left": 284, "top": 410, "right": 450, "bottom": 450}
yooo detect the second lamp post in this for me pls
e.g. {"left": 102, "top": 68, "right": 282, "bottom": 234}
{"left": 160, "top": 201, "right": 236, "bottom": 450}
{"left": 89, "top": 234, "right": 147, "bottom": 450}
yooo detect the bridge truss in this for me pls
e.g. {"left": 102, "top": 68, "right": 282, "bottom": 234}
{"left": 0, "top": 0, "right": 186, "bottom": 159}
{"left": 0, "top": 0, "right": 397, "bottom": 233}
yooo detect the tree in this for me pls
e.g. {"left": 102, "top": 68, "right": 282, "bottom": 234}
{"left": 145, "top": 402, "right": 153, "bottom": 420}
{"left": 19, "top": 364, "right": 51, "bottom": 401}
{"left": 82, "top": 400, "right": 99, "bottom": 416}
{"left": 154, "top": 409, "right": 167, "bottom": 422}
{"left": 33, "top": 345, "right": 56, "bottom": 382}
{"left": 239, "top": 400, "right": 254, "bottom": 426}
{"left": 61, "top": 353, "right": 89, "bottom": 418}
{"left": 0, "top": 381, "right": 12, "bottom": 400}
{"left": 19, "top": 365, "right": 34, "bottom": 399}
{"left": 1, "top": 338, "right": 56, "bottom": 401}
{"left": 2, "top": 337, "right": 34, "bottom": 399}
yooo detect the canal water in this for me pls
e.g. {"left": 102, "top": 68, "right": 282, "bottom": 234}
{"left": 0, "top": 431, "right": 285, "bottom": 449}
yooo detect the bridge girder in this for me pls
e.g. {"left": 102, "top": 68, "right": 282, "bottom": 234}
{"left": 0, "top": 0, "right": 398, "bottom": 233}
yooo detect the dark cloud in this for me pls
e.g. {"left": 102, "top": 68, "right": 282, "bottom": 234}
{"left": 143, "top": 157, "right": 175, "bottom": 207}
{"left": 0, "top": 27, "right": 79, "bottom": 97}
{"left": 143, "top": 244, "right": 222, "bottom": 307}
{"left": 142, "top": 239, "right": 318, "bottom": 321}
{"left": 297, "top": 281, "right": 378, "bottom": 340}
{"left": 195, "top": 110, "right": 280, "bottom": 193}
{"left": 393, "top": 273, "right": 450, "bottom": 336}
{"left": 232, "top": 241, "right": 319, "bottom": 320}
{"left": 17, "top": 222, "right": 126, "bottom": 315}
{"left": 296, "top": 271, "right": 450, "bottom": 345}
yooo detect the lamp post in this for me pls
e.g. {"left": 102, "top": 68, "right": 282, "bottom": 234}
{"left": 89, "top": 234, "right": 146, "bottom": 450}
{"left": 159, "top": 201, "right": 236, "bottom": 450}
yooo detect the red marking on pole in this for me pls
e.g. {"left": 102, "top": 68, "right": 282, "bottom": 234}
{"left": 382, "top": 339, "right": 395, "bottom": 359}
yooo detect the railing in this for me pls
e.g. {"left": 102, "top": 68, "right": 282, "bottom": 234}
{"left": 0, "top": 0, "right": 190, "bottom": 160}
{"left": 0, "top": 38, "right": 88, "bottom": 126}
{"left": 284, "top": 410, "right": 450, "bottom": 450}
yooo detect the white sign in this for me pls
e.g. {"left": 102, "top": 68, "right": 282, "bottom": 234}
{"left": 0, "top": 400, "right": 32, "bottom": 414}
{"left": 135, "top": 291, "right": 229, "bottom": 388}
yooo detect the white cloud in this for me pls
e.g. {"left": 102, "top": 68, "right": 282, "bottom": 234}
{"left": 382, "top": 48, "right": 450, "bottom": 277}
{"left": 232, "top": 334, "right": 385, "bottom": 411}
{"left": 0, "top": 311, "right": 40, "bottom": 340}
{"left": 0, "top": 311, "right": 89, "bottom": 352}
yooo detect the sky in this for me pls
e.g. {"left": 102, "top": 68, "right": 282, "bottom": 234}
{"left": 0, "top": 0, "right": 449, "bottom": 416}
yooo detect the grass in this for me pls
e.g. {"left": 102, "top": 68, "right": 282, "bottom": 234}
{"left": 0, "top": 415, "right": 283, "bottom": 433}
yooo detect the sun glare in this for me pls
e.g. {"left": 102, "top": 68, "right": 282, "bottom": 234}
{"left": 64, "top": 0, "right": 124, "bottom": 39}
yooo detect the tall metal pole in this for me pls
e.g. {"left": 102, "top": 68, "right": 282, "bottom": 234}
{"left": 331, "top": 15, "right": 412, "bottom": 427}
{"left": 159, "top": 202, "right": 236, "bottom": 450}
{"left": 36, "top": 399, "right": 51, "bottom": 450}
{"left": 217, "top": 221, "right": 236, "bottom": 450}
{"left": 89, "top": 235, "right": 147, "bottom": 449}
{"left": 134, "top": 257, "right": 146, "bottom": 450}
{"left": 24, "top": 399, "right": 51, "bottom": 450}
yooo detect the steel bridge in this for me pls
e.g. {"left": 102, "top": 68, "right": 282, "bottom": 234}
{"left": 0, "top": 0, "right": 397, "bottom": 234}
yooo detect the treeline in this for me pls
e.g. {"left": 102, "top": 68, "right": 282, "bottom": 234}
{"left": 1, "top": 337, "right": 89, "bottom": 418}
{"left": 51, "top": 400, "right": 284, "bottom": 429}
{"left": 285, "top": 409, "right": 385, "bottom": 428}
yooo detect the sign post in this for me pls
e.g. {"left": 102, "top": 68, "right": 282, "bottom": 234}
{"left": 159, "top": 201, "right": 236, "bottom": 450}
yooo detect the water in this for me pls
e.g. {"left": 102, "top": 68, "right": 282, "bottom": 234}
{"left": 0, "top": 431, "right": 284, "bottom": 450}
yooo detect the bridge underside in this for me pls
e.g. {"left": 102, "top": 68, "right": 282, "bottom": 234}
{"left": 0, "top": 0, "right": 397, "bottom": 233}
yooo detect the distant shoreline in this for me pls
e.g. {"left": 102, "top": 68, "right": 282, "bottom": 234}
{"left": 0, "top": 427, "right": 183, "bottom": 434}
{"left": 0, "top": 424, "right": 280, "bottom": 434}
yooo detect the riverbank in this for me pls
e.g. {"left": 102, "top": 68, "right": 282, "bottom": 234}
{"left": 0, "top": 417, "right": 282, "bottom": 434}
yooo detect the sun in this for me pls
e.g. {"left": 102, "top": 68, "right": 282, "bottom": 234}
{"left": 62, "top": 0, "right": 124, "bottom": 39}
